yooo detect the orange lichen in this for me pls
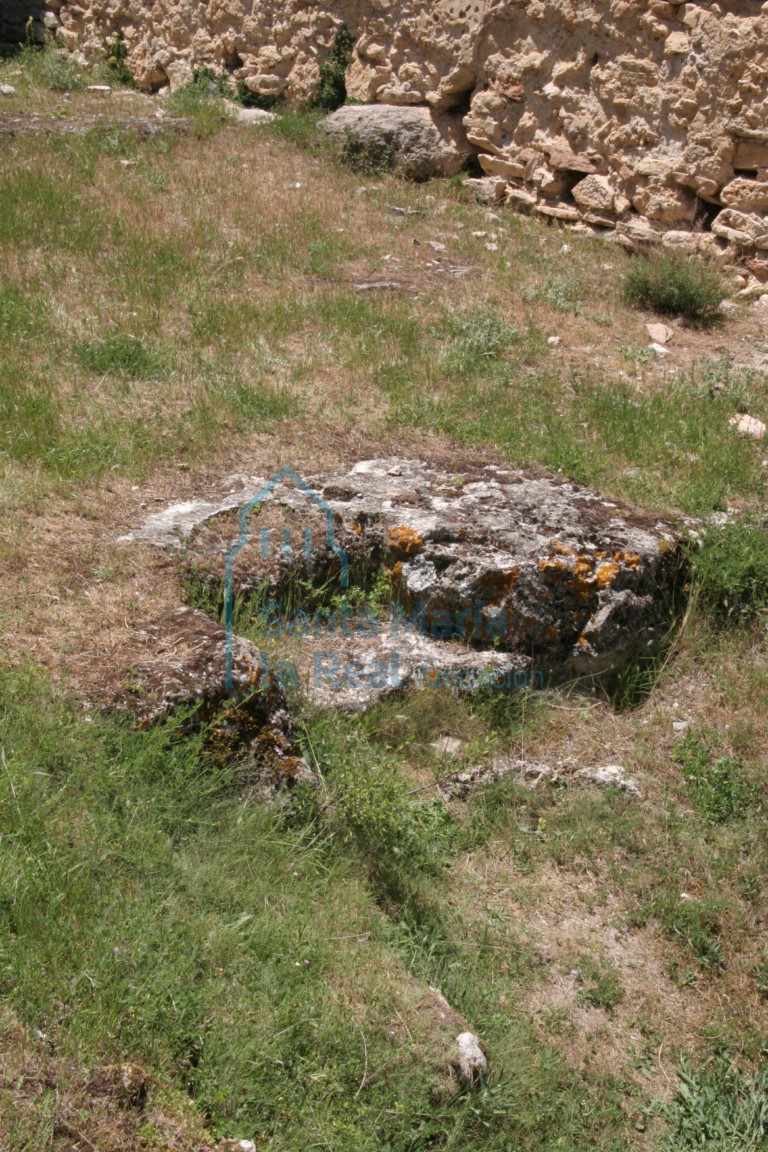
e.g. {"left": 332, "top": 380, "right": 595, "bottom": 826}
{"left": 549, "top": 540, "right": 577, "bottom": 557}
{"left": 595, "top": 562, "right": 620, "bottom": 588}
{"left": 613, "top": 549, "right": 639, "bottom": 568}
{"left": 539, "top": 557, "right": 569, "bottom": 575}
{"left": 478, "top": 567, "right": 519, "bottom": 596}
{"left": 388, "top": 525, "right": 424, "bottom": 556}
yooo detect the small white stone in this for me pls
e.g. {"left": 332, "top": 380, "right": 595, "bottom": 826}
{"left": 454, "top": 1032, "right": 487, "bottom": 1085}
{"left": 547, "top": 336, "right": 561, "bottom": 347}
{"left": 649, "top": 342, "right": 669, "bottom": 356}
{"left": 729, "top": 413, "right": 766, "bottom": 439}
{"left": 0, "top": 84, "right": 16, "bottom": 97}
{"left": 645, "top": 322, "right": 674, "bottom": 345}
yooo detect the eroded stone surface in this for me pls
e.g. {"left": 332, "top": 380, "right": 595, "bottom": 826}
{"left": 320, "top": 104, "right": 473, "bottom": 179}
{"left": 129, "top": 458, "right": 686, "bottom": 687}
{"left": 114, "top": 606, "right": 315, "bottom": 797}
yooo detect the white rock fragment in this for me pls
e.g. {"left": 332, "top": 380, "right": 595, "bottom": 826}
{"left": 547, "top": 335, "right": 561, "bottom": 347}
{"left": 649, "top": 342, "right": 669, "bottom": 356}
{"left": 575, "top": 763, "right": 642, "bottom": 797}
{"left": 0, "top": 84, "right": 16, "bottom": 96}
{"left": 729, "top": 413, "right": 766, "bottom": 439}
{"left": 431, "top": 736, "right": 463, "bottom": 759}
{"left": 453, "top": 1032, "right": 488, "bottom": 1086}
{"left": 645, "top": 322, "right": 674, "bottom": 345}
{"left": 232, "top": 106, "right": 276, "bottom": 125}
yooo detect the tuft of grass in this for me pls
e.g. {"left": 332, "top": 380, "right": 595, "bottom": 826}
{"left": 578, "top": 956, "right": 625, "bottom": 1014}
{"left": 340, "top": 127, "right": 399, "bottom": 175}
{"left": 691, "top": 516, "right": 768, "bottom": 621}
{"left": 15, "top": 34, "right": 86, "bottom": 92}
{"left": 622, "top": 254, "right": 726, "bottom": 325}
{"left": 74, "top": 333, "right": 169, "bottom": 380}
{"left": 649, "top": 891, "right": 724, "bottom": 970}
{"left": 166, "top": 75, "right": 235, "bottom": 137}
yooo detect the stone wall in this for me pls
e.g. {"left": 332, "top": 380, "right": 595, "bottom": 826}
{"left": 39, "top": 0, "right": 768, "bottom": 261}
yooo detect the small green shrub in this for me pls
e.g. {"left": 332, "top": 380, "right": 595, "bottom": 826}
{"left": 674, "top": 732, "right": 756, "bottom": 824}
{"left": 691, "top": 517, "right": 768, "bottom": 620}
{"left": 105, "top": 30, "right": 133, "bottom": 86}
{"left": 657, "top": 1057, "right": 768, "bottom": 1151}
{"left": 315, "top": 25, "right": 354, "bottom": 111}
{"left": 191, "top": 65, "right": 230, "bottom": 98}
{"left": 622, "top": 255, "right": 725, "bottom": 325}
{"left": 442, "top": 309, "right": 519, "bottom": 376}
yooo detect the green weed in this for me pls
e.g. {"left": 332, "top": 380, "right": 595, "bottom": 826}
{"left": 623, "top": 255, "right": 726, "bottom": 326}
{"left": 657, "top": 1056, "right": 768, "bottom": 1150}
{"left": 315, "top": 25, "right": 354, "bottom": 111}
{"left": 674, "top": 732, "right": 757, "bottom": 824}
{"left": 74, "top": 333, "right": 169, "bottom": 379}
{"left": 578, "top": 956, "right": 625, "bottom": 1014}
{"left": 691, "top": 516, "right": 768, "bottom": 620}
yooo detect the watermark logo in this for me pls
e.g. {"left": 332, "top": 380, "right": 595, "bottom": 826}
{"left": 224, "top": 466, "right": 349, "bottom": 690}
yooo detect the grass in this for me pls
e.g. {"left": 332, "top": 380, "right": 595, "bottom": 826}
{"left": 1, "top": 46, "right": 768, "bottom": 1152}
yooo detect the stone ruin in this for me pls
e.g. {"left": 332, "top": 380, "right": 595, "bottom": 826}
{"left": 116, "top": 459, "right": 687, "bottom": 794}
{"left": 13, "top": 0, "right": 768, "bottom": 273}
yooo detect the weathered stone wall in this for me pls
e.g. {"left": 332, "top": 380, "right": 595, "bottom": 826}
{"left": 40, "top": 0, "right": 768, "bottom": 258}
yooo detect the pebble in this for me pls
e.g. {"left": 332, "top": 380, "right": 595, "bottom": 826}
{"left": 547, "top": 336, "right": 561, "bottom": 347}
{"left": 0, "top": 84, "right": 16, "bottom": 97}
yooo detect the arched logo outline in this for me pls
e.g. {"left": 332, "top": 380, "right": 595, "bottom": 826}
{"left": 224, "top": 466, "right": 349, "bottom": 690}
